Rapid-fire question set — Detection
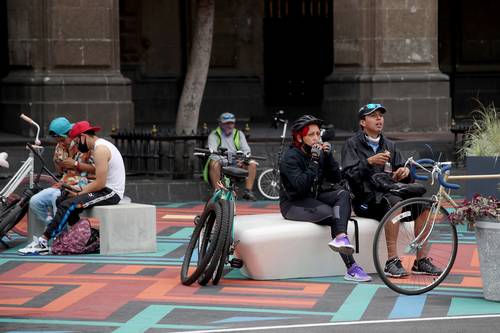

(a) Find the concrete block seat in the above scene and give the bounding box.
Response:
[233,213,382,280]
[28,200,157,255]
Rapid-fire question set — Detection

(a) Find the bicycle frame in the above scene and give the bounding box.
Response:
[0,114,43,203]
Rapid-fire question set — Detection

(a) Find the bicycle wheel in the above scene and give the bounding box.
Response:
[212,199,235,285]
[7,175,56,237]
[0,199,29,240]
[180,201,224,286]
[198,199,231,286]
[257,168,280,200]
[373,197,458,295]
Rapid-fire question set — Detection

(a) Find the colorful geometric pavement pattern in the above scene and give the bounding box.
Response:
[0,201,498,333]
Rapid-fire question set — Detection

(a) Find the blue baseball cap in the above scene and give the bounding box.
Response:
[48,117,73,137]
[219,112,236,124]
[358,103,387,119]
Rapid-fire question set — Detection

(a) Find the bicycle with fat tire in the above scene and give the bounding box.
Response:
[180,148,265,286]
[373,157,500,295]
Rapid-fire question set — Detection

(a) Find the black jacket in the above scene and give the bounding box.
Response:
[341,131,410,205]
[279,146,341,202]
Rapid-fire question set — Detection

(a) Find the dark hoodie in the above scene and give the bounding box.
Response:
[341,131,409,205]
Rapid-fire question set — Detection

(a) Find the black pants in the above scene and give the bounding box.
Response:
[43,187,120,239]
[280,189,351,238]
[353,193,403,221]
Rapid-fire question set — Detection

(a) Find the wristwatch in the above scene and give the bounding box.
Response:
[74,161,79,170]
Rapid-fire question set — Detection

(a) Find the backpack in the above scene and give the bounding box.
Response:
[51,219,100,255]
[370,172,426,199]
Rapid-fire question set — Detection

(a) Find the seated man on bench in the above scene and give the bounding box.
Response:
[19,120,126,255]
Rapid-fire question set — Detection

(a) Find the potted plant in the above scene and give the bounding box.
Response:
[449,194,500,301]
[459,101,500,199]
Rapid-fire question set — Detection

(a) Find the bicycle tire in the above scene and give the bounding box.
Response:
[257,168,280,200]
[212,200,235,285]
[7,175,56,237]
[0,200,29,240]
[198,199,231,286]
[180,201,224,286]
[373,197,458,295]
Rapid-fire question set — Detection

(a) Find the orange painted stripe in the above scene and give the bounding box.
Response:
[6,285,51,293]
[115,266,146,275]
[44,282,106,311]
[20,263,68,278]
[471,248,480,267]
[0,297,31,305]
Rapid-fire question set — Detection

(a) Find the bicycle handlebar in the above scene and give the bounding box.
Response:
[408,158,461,190]
[20,113,41,145]
[193,148,266,161]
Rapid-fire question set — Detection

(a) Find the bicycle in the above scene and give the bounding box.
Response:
[0,114,58,247]
[372,157,500,295]
[180,148,265,286]
[257,110,287,200]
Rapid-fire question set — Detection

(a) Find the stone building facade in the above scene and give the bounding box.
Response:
[1,0,499,136]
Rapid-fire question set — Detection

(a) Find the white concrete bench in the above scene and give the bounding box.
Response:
[233,213,385,280]
[28,202,157,255]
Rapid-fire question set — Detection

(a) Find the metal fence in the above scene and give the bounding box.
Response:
[110,126,210,178]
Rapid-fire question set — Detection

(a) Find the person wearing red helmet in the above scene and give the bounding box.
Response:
[18,121,125,255]
[279,115,371,282]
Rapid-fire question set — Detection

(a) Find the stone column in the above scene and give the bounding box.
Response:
[1,0,133,137]
[324,0,450,132]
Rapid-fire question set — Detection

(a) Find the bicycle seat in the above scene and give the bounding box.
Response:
[222,166,248,179]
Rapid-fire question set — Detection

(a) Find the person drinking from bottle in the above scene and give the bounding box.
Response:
[341,103,441,277]
[279,115,371,282]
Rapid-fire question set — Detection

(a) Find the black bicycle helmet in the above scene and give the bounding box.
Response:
[291,115,323,133]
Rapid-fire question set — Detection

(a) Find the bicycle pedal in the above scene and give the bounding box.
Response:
[229,258,244,269]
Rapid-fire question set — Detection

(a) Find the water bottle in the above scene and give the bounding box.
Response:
[384,161,392,173]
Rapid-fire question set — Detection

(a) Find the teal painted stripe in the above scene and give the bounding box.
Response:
[121,242,184,257]
[448,297,500,316]
[389,295,426,318]
[331,284,379,322]
[0,317,216,331]
[113,305,173,333]
[0,257,184,265]
[169,304,334,316]
[168,227,194,239]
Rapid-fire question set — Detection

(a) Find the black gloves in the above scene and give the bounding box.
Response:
[311,144,322,161]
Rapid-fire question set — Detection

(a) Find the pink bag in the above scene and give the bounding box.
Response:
[51,219,100,255]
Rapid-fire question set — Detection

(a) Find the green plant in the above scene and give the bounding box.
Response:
[449,194,499,229]
[460,101,500,158]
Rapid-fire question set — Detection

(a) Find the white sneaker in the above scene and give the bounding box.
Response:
[18,236,49,255]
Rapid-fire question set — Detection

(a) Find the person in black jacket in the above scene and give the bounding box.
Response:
[279,115,371,282]
[341,103,442,278]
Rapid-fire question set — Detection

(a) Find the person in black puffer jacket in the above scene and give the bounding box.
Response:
[341,103,441,278]
[279,115,371,282]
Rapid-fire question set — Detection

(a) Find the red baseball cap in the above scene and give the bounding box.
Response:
[69,121,101,138]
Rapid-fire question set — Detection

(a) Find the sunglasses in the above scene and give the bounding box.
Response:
[366,103,383,110]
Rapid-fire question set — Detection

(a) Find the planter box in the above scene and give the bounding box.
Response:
[475,220,500,301]
[465,156,500,200]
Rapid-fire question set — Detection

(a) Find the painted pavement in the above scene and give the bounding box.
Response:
[0,201,496,333]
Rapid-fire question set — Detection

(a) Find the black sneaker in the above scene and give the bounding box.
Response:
[412,257,442,276]
[384,257,409,278]
[242,189,257,201]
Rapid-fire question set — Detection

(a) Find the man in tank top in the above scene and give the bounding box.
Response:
[18,121,126,255]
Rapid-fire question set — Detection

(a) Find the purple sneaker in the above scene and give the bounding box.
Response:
[344,264,372,282]
[328,235,355,255]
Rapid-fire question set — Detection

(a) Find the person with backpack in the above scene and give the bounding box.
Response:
[205,112,257,201]
[18,120,125,255]
[279,115,371,282]
[341,103,441,278]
